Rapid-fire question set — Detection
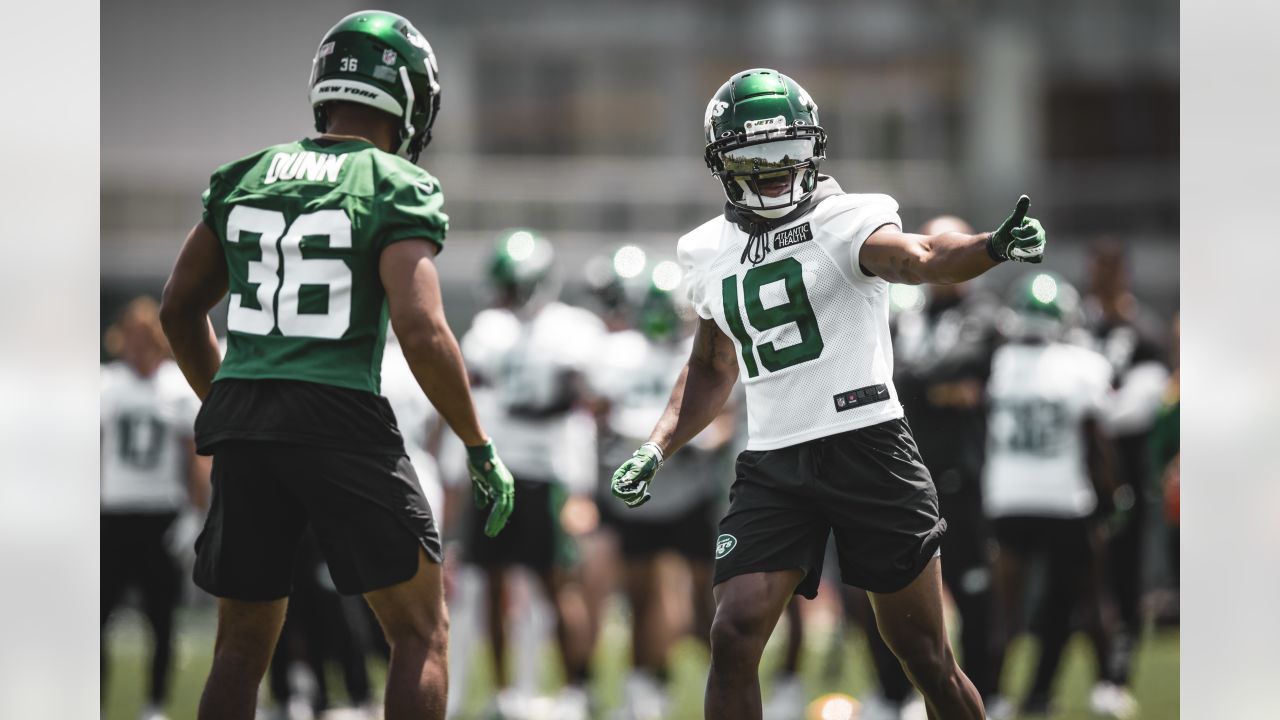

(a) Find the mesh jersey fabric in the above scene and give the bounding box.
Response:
[677,187,904,450]
[202,137,448,395]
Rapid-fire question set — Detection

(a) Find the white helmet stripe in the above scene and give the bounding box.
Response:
[397,65,416,155]
[309,79,403,119]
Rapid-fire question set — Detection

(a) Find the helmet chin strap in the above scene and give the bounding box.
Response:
[397,66,416,156]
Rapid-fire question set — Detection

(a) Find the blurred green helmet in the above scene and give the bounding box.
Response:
[1008,272,1081,339]
[704,69,827,215]
[489,229,555,307]
[637,259,686,342]
[309,10,442,162]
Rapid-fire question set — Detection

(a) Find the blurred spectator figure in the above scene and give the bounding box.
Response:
[1148,313,1179,624]
[1083,238,1170,689]
[983,273,1134,718]
[587,256,734,720]
[101,297,209,720]
[887,216,1007,715]
[459,230,606,719]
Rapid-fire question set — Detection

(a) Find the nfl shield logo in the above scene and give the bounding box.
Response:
[382,49,397,65]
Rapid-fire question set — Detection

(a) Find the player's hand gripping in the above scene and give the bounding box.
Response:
[611,442,664,508]
[986,195,1047,263]
[466,441,515,537]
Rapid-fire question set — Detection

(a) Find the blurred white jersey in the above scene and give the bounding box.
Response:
[461,302,605,486]
[983,341,1114,519]
[590,330,726,518]
[679,188,904,450]
[380,338,445,523]
[100,361,199,513]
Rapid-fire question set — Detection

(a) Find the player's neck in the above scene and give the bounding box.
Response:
[321,120,396,154]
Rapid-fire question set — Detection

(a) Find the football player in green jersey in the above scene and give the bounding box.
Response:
[611,69,1049,720]
[159,12,513,720]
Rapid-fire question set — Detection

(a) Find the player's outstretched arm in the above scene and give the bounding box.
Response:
[381,239,513,535]
[860,195,1047,285]
[612,318,739,508]
[160,222,228,400]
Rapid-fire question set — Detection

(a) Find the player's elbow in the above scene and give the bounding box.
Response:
[158,280,192,338]
[394,316,452,360]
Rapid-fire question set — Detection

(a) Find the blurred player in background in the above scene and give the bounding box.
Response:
[984,273,1130,718]
[1082,238,1170,693]
[101,297,209,720]
[158,11,515,720]
[888,215,1007,716]
[460,230,605,719]
[589,256,734,720]
[611,68,1048,720]
[1148,313,1179,623]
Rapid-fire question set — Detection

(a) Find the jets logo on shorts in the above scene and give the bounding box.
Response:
[715,534,738,559]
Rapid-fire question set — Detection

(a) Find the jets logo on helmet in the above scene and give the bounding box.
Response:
[703,68,827,217]
[309,10,443,163]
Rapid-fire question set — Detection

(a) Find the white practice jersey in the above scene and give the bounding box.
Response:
[590,330,728,518]
[983,341,1114,519]
[380,338,445,524]
[679,188,904,450]
[100,361,200,513]
[461,302,605,486]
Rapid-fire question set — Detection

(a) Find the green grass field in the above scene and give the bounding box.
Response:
[104,602,1178,720]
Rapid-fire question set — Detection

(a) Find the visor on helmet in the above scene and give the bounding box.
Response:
[720,138,816,175]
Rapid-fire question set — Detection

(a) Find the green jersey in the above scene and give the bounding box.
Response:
[202,137,447,394]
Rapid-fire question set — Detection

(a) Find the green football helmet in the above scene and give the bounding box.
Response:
[637,272,684,343]
[1009,272,1081,340]
[489,229,555,309]
[704,69,827,216]
[309,10,442,162]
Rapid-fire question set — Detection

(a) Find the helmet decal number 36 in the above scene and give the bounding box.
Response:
[721,257,824,378]
[225,205,352,339]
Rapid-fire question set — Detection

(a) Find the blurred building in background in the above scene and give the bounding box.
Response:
[102,0,1177,342]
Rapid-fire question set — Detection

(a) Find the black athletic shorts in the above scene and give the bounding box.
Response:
[608,496,719,562]
[992,515,1091,558]
[193,441,441,601]
[714,417,946,598]
[465,478,575,572]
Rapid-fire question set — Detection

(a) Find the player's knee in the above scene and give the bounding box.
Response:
[709,608,768,674]
[387,603,449,656]
[896,641,956,695]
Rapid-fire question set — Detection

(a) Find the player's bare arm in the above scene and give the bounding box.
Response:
[382,239,486,446]
[649,318,740,456]
[160,221,228,400]
[612,317,739,508]
[381,238,515,536]
[861,195,1047,285]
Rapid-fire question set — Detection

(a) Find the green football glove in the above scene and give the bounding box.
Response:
[611,442,664,508]
[466,441,515,537]
[986,195,1047,264]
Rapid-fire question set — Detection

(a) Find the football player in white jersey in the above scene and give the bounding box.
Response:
[983,273,1128,718]
[591,259,736,720]
[609,69,1048,720]
[101,297,208,720]
[459,230,606,718]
